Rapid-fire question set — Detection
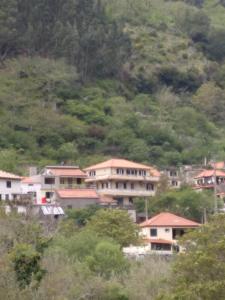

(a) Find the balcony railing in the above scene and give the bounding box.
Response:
[97,188,155,197]
[59,184,96,189]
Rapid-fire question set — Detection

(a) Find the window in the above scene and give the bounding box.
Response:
[45,192,54,199]
[90,171,96,177]
[146,183,154,191]
[116,169,124,175]
[124,183,127,189]
[44,177,55,185]
[131,183,134,190]
[126,169,131,175]
[60,178,65,184]
[165,228,170,233]
[150,228,157,237]
[77,178,82,184]
[171,180,178,186]
[6,181,11,188]
[5,194,9,201]
[170,170,177,177]
[116,182,119,189]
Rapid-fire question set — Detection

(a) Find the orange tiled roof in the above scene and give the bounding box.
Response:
[57,189,99,199]
[210,161,225,170]
[140,212,200,228]
[0,170,21,180]
[84,158,160,176]
[46,166,86,178]
[21,175,41,184]
[195,169,225,179]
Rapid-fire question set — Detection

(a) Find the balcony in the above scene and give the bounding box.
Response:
[97,188,155,197]
[85,174,159,183]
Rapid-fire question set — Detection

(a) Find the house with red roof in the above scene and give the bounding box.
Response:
[84,158,160,209]
[140,212,200,253]
[40,165,88,204]
[194,169,225,191]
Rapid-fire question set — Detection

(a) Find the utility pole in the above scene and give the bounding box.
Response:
[212,161,218,214]
[145,197,148,220]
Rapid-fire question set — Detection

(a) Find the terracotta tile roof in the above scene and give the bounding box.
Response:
[209,161,225,170]
[21,175,41,184]
[0,170,21,180]
[57,189,99,199]
[195,169,225,179]
[84,158,160,176]
[143,238,173,245]
[46,166,86,178]
[140,212,200,228]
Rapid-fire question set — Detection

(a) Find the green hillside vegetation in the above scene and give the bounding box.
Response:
[1,0,225,173]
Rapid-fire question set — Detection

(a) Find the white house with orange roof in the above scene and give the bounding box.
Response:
[0,170,22,201]
[84,158,160,208]
[139,212,200,253]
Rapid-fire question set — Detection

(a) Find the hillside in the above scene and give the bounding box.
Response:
[1,0,225,173]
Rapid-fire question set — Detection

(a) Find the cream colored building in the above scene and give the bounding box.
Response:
[140,212,200,253]
[84,158,160,207]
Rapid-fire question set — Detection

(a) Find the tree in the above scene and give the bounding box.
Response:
[87,209,139,247]
[10,243,44,288]
[86,241,129,279]
[148,187,215,222]
[66,205,100,226]
[163,215,225,300]
[193,82,225,124]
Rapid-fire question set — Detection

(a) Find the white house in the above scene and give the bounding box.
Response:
[21,175,42,204]
[0,170,22,201]
[140,212,200,254]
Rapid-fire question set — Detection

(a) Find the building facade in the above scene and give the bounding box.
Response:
[0,170,22,201]
[140,212,200,254]
[84,159,160,207]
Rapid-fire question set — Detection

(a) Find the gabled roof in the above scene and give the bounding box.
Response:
[0,170,21,180]
[140,212,200,228]
[195,169,225,179]
[57,189,99,199]
[84,158,160,176]
[45,166,86,178]
[21,175,41,184]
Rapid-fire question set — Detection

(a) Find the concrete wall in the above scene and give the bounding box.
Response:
[58,198,98,209]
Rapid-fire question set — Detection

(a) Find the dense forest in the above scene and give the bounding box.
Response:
[1,0,225,173]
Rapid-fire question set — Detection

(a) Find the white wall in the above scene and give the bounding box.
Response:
[0,179,21,201]
[141,226,173,241]
[21,183,42,204]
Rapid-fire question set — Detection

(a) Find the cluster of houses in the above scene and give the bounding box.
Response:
[1,157,225,255]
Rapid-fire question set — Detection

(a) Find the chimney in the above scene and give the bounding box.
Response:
[29,166,37,176]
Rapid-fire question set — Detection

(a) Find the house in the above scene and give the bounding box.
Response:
[56,189,99,209]
[163,167,181,188]
[40,165,87,203]
[21,175,42,204]
[84,158,160,208]
[140,212,200,254]
[194,169,225,191]
[0,170,22,201]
